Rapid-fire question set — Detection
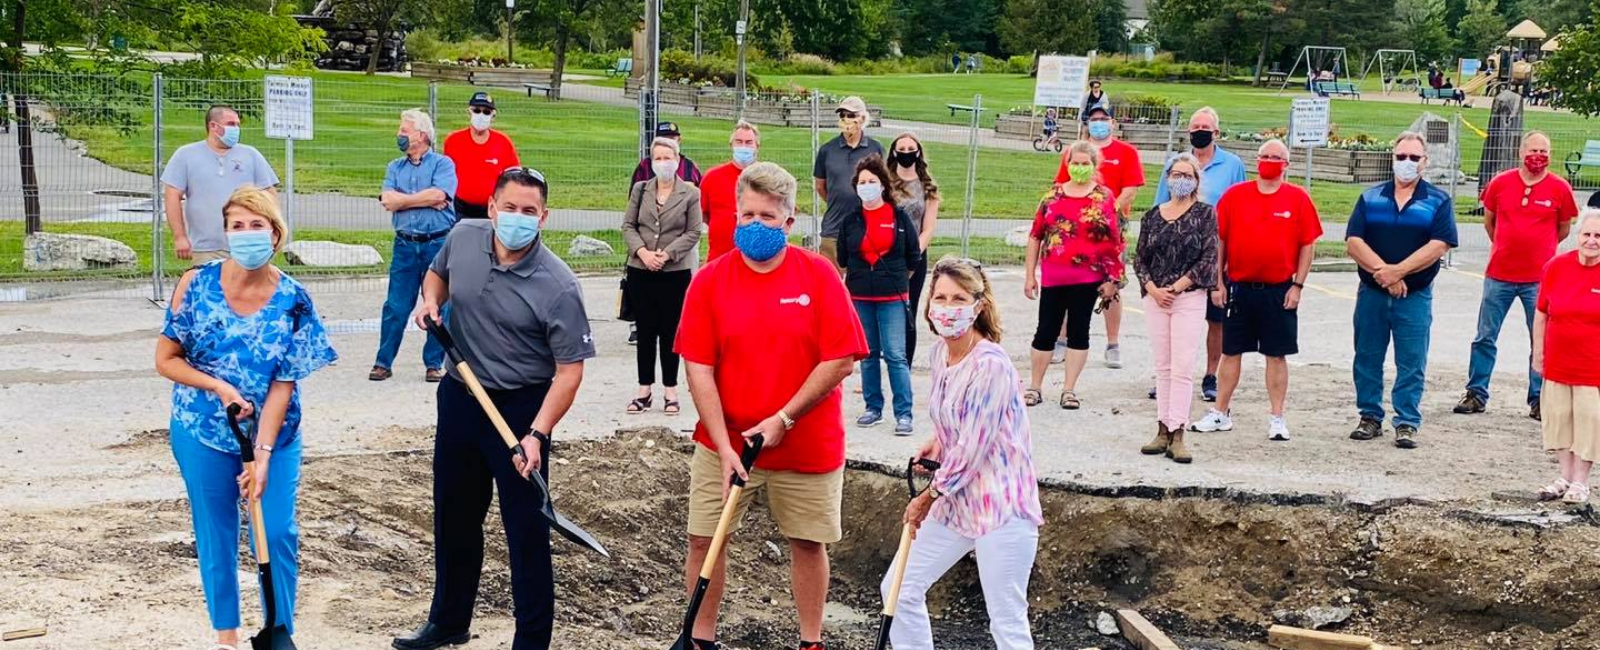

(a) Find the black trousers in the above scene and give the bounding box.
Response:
[430,376,554,650]
[626,266,691,387]
[454,197,490,220]
[905,254,929,364]
[1032,283,1100,352]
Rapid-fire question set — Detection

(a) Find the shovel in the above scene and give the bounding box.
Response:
[873,457,943,650]
[225,403,298,650]
[668,434,765,650]
[422,315,610,558]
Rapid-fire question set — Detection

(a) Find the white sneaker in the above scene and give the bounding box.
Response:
[1269,415,1291,441]
[1104,346,1123,369]
[1191,409,1233,432]
[1050,340,1067,364]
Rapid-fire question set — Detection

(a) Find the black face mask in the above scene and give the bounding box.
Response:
[893,150,920,168]
[1189,130,1215,149]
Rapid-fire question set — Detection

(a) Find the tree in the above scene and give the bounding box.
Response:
[1542,1,1600,116]
[1456,0,1506,59]
[999,0,1096,57]
[1093,0,1128,54]
[1395,0,1456,63]
[1509,0,1593,36]
[523,0,629,99]
[891,0,1000,56]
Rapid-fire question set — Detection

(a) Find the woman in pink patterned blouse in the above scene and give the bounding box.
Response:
[1023,140,1124,410]
[881,256,1045,650]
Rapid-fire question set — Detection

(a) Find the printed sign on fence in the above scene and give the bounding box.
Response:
[1289,97,1330,147]
[1033,56,1092,109]
[264,76,313,140]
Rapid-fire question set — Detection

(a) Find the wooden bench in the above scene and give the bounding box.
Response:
[1313,81,1361,98]
[606,58,633,78]
[1418,87,1464,106]
[946,103,983,117]
[524,82,556,99]
[1564,140,1600,180]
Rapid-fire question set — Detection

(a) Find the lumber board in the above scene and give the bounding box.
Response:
[1115,609,1183,650]
[1267,625,1373,650]
[2,628,47,642]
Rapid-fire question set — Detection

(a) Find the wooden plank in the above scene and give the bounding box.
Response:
[1115,609,1183,650]
[2,628,47,642]
[1267,625,1372,650]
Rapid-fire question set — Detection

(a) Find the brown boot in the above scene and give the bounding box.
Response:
[1166,430,1192,464]
[1140,422,1172,455]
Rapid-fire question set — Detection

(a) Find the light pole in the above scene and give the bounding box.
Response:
[506,0,515,63]
[735,0,748,118]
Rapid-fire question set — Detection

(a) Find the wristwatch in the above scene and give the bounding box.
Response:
[1291,280,1306,289]
[529,429,551,445]
[776,410,796,431]
[255,443,274,453]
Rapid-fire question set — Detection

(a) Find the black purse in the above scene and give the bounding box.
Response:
[617,275,635,322]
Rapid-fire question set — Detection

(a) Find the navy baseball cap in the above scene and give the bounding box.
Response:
[655,121,681,136]
[468,92,495,109]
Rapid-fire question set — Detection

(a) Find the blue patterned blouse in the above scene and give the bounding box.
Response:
[162,261,338,454]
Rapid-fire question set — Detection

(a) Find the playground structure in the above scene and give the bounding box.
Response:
[1276,45,1352,96]
[1360,49,1421,95]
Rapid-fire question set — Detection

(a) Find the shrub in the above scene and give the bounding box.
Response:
[660,50,755,87]
[779,53,837,75]
[1089,53,1222,81]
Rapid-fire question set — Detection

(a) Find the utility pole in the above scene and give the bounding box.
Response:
[735,0,748,118]
[505,0,515,63]
[694,3,701,60]
[642,0,660,155]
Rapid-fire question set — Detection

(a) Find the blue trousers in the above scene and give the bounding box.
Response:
[376,235,449,371]
[856,299,914,421]
[1465,277,1543,405]
[1353,283,1433,429]
[172,431,302,633]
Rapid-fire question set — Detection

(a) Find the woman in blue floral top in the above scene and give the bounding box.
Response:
[155,186,337,650]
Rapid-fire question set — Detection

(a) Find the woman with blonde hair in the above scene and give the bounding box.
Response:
[155,185,338,650]
[887,131,942,365]
[883,256,1044,650]
[1534,209,1600,503]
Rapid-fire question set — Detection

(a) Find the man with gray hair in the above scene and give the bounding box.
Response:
[372,108,459,383]
[674,162,867,650]
[1344,131,1459,449]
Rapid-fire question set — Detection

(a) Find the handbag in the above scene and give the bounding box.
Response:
[617,275,635,322]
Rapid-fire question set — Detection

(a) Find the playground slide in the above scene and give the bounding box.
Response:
[1459,73,1492,95]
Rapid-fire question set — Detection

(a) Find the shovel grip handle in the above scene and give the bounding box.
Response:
[226,403,256,464]
[422,315,466,366]
[730,434,764,488]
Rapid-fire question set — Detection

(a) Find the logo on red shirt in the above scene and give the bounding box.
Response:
[780,294,812,307]
[1273,211,1292,219]
[485,158,499,165]
[1534,199,1553,207]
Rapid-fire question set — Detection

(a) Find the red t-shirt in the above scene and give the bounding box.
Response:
[700,162,742,261]
[1537,251,1600,387]
[675,247,869,473]
[1054,139,1146,206]
[860,203,897,265]
[1482,170,1579,283]
[442,128,521,207]
[1216,181,1323,283]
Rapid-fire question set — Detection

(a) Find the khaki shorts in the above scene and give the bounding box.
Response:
[1543,380,1600,463]
[190,250,230,265]
[687,445,843,544]
[817,236,844,275]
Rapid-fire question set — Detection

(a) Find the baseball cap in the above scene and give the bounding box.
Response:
[468,92,495,110]
[1085,105,1113,119]
[655,121,681,136]
[836,96,868,115]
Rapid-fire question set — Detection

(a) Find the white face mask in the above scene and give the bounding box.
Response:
[1393,158,1422,184]
[470,112,493,131]
[652,159,679,179]
[928,303,979,339]
[857,182,883,203]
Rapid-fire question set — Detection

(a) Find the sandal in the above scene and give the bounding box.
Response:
[1538,478,1571,501]
[1060,389,1080,410]
[664,399,681,416]
[626,394,653,414]
[1563,482,1590,505]
[1024,388,1043,407]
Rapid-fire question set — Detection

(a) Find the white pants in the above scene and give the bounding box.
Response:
[880,517,1039,650]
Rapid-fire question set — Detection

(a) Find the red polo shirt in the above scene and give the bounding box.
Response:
[1538,251,1600,386]
[442,128,520,207]
[1482,169,1579,283]
[1216,181,1323,283]
[700,162,742,261]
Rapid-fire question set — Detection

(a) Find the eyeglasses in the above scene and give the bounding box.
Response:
[1168,173,1197,181]
[470,107,494,115]
[837,111,860,120]
[1394,153,1424,162]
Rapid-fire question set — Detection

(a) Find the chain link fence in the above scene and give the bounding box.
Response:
[1,71,1593,301]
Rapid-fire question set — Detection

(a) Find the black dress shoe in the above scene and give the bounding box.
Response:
[393,622,471,650]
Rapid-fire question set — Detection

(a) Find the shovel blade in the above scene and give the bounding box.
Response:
[667,632,695,650]
[549,508,610,558]
[248,626,297,650]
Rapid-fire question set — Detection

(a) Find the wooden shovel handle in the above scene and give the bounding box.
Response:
[249,492,270,565]
[881,524,915,617]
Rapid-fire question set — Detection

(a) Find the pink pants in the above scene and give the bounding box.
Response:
[1145,291,1209,431]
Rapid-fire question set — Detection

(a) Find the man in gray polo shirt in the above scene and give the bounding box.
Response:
[161,104,280,263]
[812,95,883,274]
[396,167,594,650]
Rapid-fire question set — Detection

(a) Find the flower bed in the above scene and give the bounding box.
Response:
[623,80,883,127]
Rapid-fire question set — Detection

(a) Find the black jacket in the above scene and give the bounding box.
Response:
[835,203,921,299]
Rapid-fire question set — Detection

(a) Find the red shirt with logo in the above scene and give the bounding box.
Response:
[1054,138,1146,205]
[1482,170,1579,283]
[675,247,869,473]
[700,162,742,261]
[443,128,521,207]
[1537,251,1600,387]
[1216,181,1323,283]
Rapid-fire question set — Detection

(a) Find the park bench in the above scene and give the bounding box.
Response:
[524,82,556,99]
[606,58,633,78]
[1313,81,1361,98]
[1418,87,1464,106]
[1564,140,1600,182]
[947,103,983,118]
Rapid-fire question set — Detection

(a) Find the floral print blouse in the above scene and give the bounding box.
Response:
[1133,202,1219,297]
[1029,184,1125,287]
[162,261,338,454]
[928,337,1045,538]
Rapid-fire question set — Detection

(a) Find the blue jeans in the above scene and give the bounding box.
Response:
[1353,283,1433,429]
[376,235,448,371]
[856,299,914,421]
[1465,277,1543,405]
[172,431,303,633]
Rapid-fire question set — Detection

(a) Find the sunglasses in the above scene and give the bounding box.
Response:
[934,257,985,274]
[1393,153,1424,162]
[470,107,494,115]
[837,111,860,120]
[501,166,547,183]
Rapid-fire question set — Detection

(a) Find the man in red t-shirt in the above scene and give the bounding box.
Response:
[1456,131,1579,420]
[673,162,868,650]
[1053,105,1146,369]
[441,92,521,220]
[699,120,761,261]
[1191,138,1322,442]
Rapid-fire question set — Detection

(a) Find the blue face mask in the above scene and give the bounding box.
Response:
[227,230,275,270]
[396,135,411,153]
[732,146,757,166]
[734,220,788,262]
[1088,121,1113,140]
[219,125,240,149]
[495,212,541,250]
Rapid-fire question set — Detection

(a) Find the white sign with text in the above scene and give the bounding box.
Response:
[1033,55,1092,109]
[264,76,313,141]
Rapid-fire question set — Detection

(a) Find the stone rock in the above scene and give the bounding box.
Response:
[1093,611,1119,636]
[283,240,383,267]
[1005,226,1031,248]
[567,235,615,257]
[1275,605,1353,630]
[23,232,137,272]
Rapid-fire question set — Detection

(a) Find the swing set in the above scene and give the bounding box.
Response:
[1277,45,1360,98]
[1360,49,1421,95]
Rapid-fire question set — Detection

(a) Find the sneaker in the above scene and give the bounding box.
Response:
[1349,417,1383,441]
[1268,415,1291,441]
[628,325,638,346]
[1453,391,1486,414]
[1191,409,1233,432]
[1201,374,1218,402]
[1050,339,1067,364]
[856,411,883,428]
[1104,345,1123,369]
[1529,402,1542,422]
[1147,386,1157,400]
[1394,424,1418,449]
[894,417,914,435]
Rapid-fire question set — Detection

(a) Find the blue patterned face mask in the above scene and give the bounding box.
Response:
[495,212,541,250]
[734,220,787,262]
[227,230,275,270]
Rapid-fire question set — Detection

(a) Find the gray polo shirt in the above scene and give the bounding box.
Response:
[429,220,597,390]
[813,133,884,238]
[161,141,280,252]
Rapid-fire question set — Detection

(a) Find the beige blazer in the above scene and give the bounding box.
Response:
[622,177,703,272]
